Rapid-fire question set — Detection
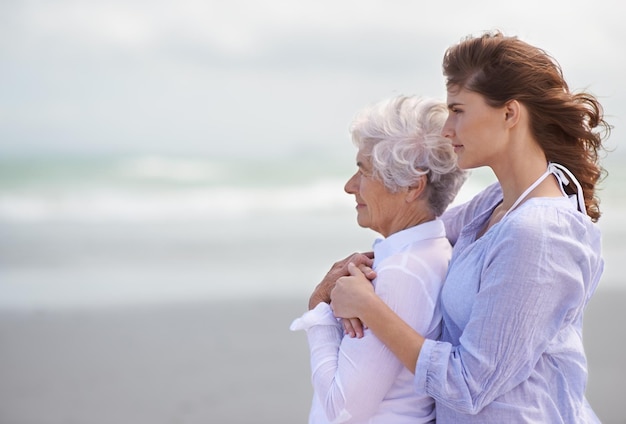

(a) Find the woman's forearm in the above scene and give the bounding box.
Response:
[331,263,426,372]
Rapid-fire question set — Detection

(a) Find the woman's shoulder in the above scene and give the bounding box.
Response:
[500,196,601,244]
[478,181,504,202]
[469,182,503,215]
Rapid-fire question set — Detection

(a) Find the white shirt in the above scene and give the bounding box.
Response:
[291,219,451,423]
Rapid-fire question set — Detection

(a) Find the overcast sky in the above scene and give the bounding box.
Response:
[1,0,624,159]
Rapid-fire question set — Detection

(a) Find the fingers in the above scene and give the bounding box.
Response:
[347,262,365,277]
[342,318,356,338]
[342,318,365,338]
[351,252,374,267]
[328,252,375,281]
[357,264,376,280]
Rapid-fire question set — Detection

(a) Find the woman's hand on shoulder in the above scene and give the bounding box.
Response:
[331,263,378,325]
[308,252,375,310]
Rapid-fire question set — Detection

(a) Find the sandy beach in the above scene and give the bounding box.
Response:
[0,288,623,424]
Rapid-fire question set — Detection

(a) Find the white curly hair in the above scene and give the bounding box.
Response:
[350,95,468,216]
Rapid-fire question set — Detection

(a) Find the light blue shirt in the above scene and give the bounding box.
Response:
[414,182,603,423]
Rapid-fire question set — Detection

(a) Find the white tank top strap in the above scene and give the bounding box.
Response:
[548,162,587,214]
[501,162,587,220]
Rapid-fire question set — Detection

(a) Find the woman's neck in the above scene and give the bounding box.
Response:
[383,208,435,238]
[491,142,562,211]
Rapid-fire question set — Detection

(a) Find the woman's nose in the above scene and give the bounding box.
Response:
[344,173,358,194]
[441,117,454,139]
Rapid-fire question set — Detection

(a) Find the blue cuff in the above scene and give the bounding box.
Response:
[414,338,437,396]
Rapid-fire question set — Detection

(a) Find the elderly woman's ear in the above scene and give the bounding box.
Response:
[406,174,428,202]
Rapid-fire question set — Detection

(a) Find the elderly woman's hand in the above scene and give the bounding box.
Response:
[308,252,375,310]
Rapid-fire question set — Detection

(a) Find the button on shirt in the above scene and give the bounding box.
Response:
[291,219,451,423]
[415,183,603,423]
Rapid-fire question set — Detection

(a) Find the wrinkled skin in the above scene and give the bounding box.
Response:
[308,252,376,338]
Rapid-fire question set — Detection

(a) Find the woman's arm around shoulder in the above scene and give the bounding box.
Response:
[331,264,426,373]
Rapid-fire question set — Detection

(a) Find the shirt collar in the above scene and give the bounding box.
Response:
[372,219,446,267]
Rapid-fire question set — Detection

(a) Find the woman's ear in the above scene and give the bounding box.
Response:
[504,100,521,127]
[406,174,427,202]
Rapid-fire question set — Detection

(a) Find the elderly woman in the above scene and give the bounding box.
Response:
[290,95,467,423]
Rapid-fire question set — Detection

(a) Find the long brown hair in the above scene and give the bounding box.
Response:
[442,31,611,222]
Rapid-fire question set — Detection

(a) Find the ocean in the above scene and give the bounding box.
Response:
[0,152,624,310]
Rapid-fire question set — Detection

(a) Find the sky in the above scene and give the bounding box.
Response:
[1,0,624,159]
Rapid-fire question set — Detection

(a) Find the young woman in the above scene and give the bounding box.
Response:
[291,95,466,423]
[330,31,611,423]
